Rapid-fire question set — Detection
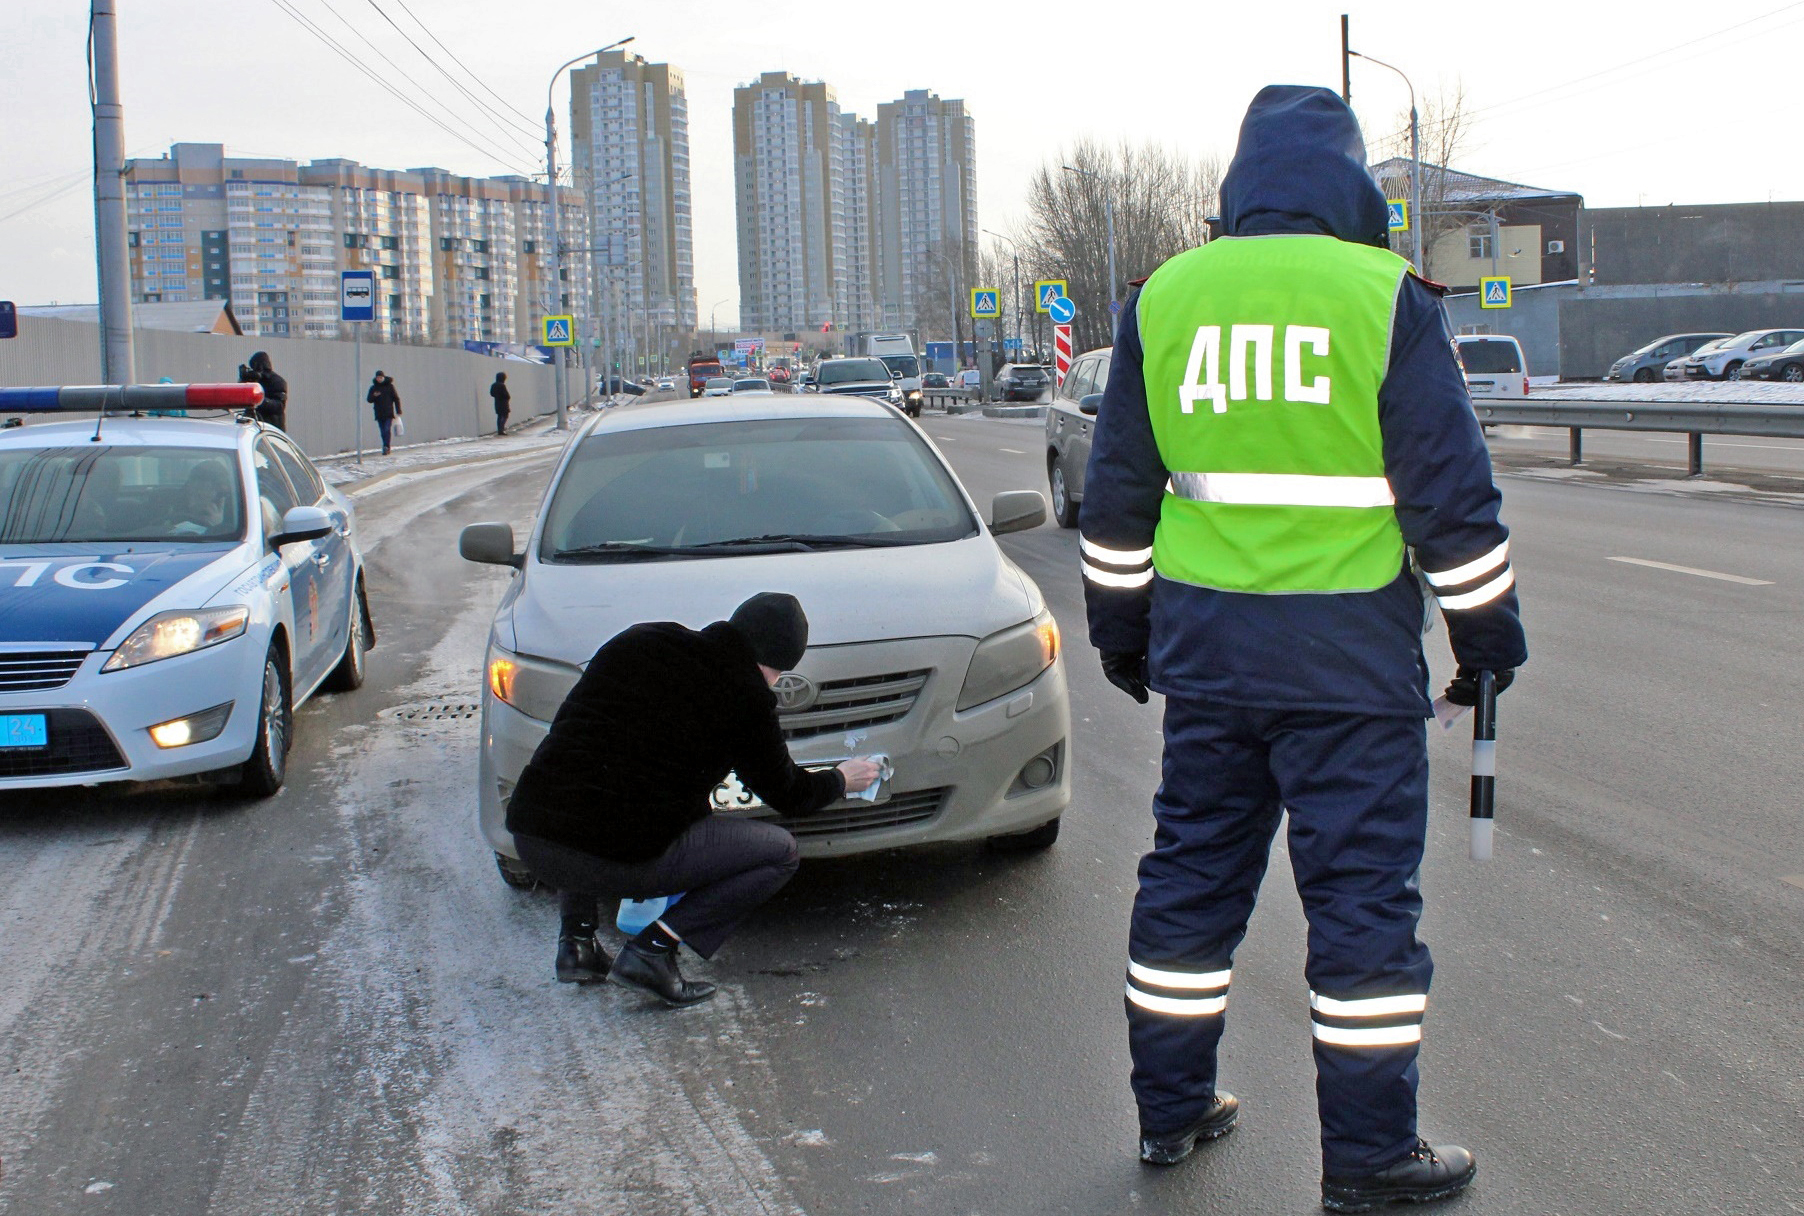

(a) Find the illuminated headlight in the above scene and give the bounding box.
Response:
[485,643,582,722]
[905,389,923,401]
[958,607,1060,711]
[147,702,234,749]
[103,606,249,672]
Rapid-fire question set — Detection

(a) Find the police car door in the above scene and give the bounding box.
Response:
[252,439,332,692]
[269,437,351,663]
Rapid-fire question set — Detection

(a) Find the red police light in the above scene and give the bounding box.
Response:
[184,383,264,408]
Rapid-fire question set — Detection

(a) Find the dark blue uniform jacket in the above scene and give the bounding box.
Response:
[1080,85,1527,717]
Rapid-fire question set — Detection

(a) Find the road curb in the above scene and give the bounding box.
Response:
[982,404,1046,419]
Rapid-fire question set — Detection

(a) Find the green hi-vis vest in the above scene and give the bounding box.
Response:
[1137,235,1411,594]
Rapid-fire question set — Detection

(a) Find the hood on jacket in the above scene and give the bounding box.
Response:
[1218,85,1390,247]
[248,351,272,373]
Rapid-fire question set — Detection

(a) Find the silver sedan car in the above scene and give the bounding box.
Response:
[461,395,1071,886]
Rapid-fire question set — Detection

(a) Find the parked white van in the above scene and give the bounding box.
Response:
[1453,335,1528,400]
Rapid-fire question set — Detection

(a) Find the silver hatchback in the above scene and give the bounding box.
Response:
[460,396,1071,883]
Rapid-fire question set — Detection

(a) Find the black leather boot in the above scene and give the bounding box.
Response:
[555,928,609,983]
[1322,1140,1476,1212]
[608,941,717,1007]
[1139,1091,1240,1166]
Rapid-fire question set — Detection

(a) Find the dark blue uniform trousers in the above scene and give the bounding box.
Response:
[1127,695,1433,1175]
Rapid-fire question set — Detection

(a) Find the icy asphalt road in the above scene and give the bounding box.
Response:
[0,412,1799,1214]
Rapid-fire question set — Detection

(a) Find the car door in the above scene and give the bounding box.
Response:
[270,437,352,665]
[252,438,331,691]
[1068,353,1109,495]
[1048,356,1093,465]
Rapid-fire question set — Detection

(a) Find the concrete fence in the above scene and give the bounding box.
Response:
[0,314,563,458]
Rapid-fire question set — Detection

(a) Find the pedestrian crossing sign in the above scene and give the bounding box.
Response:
[542,314,575,346]
[970,289,1000,319]
[1035,280,1068,312]
[1479,277,1512,309]
[1386,200,1409,232]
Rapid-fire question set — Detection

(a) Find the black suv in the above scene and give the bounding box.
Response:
[995,363,1051,402]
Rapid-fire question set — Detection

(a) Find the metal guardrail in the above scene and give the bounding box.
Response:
[1474,397,1804,476]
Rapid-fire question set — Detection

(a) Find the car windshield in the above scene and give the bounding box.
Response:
[1723,331,1766,347]
[733,379,770,391]
[817,359,889,385]
[878,354,919,378]
[0,444,244,544]
[1016,367,1047,379]
[705,378,733,389]
[540,416,978,562]
[1456,340,1522,375]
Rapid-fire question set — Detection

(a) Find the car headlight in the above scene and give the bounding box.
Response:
[486,642,582,722]
[102,606,250,672]
[906,389,922,400]
[958,607,1060,711]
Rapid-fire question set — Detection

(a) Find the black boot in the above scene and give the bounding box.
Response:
[555,924,608,984]
[608,941,717,1007]
[1139,1091,1240,1166]
[1322,1140,1476,1212]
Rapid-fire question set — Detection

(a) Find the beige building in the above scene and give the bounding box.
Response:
[876,90,978,335]
[839,115,884,334]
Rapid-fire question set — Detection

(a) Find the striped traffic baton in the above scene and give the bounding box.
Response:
[1470,670,1497,861]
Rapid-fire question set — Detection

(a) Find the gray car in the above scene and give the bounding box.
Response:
[1044,346,1112,528]
[1607,333,1729,383]
[460,395,1071,884]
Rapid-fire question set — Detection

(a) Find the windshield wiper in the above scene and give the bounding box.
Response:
[551,541,724,561]
[687,532,915,550]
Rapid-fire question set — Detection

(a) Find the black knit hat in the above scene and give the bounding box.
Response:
[729,592,809,671]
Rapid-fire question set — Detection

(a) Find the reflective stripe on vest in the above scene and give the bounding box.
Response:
[1137,235,1411,594]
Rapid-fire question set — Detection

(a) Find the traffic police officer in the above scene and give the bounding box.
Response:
[1080,85,1526,1211]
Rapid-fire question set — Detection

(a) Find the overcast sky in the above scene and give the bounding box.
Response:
[8,1,1801,327]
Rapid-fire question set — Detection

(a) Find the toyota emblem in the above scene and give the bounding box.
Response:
[772,673,817,711]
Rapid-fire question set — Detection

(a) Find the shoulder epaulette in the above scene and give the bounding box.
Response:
[1407,271,1450,297]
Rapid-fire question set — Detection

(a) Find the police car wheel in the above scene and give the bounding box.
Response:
[1050,462,1079,529]
[235,646,292,797]
[495,852,541,890]
[985,816,1060,853]
[323,579,370,693]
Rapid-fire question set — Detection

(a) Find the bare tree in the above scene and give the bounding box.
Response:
[1018,138,1224,353]
[1367,81,1476,282]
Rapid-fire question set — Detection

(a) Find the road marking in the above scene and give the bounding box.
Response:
[1782,875,1804,891]
[1606,556,1773,585]
[999,447,1025,455]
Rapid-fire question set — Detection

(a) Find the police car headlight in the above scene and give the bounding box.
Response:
[958,607,1060,711]
[103,606,250,672]
[485,643,581,722]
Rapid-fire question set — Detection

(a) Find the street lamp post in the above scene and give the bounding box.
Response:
[546,36,633,429]
[1348,48,1420,273]
[1062,164,1118,336]
[983,228,1023,364]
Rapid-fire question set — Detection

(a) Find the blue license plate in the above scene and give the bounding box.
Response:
[0,713,48,749]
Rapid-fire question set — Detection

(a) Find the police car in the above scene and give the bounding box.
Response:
[0,383,372,796]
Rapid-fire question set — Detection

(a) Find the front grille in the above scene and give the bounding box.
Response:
[0,708,127,779]
[780,670,930,741]
[775,786,949,838]
[0,649,90,693]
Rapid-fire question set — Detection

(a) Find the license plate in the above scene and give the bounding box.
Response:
[711,772,769,814]
[0,713,48,749]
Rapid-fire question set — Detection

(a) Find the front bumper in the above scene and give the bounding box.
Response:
[480,634,1072,861]
[0,637,265,789]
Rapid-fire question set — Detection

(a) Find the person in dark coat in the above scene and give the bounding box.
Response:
[507,593,882,1007]
[366,371,402,455]
[237,351,287,430]
[490,371,511,435]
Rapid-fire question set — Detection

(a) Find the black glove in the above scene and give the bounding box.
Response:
[1443,667,1514,707]
[1100,651,1151,704]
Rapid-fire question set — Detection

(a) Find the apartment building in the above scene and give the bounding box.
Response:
[838,114,884,334]
[123,144,583,347]
[571,51,698,346]
[876,89,978,334]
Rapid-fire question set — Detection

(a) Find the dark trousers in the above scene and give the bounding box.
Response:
[1127,695,1432,1175]
[375,417,393,452]
[513,815,800,959]
[495,408,509,434]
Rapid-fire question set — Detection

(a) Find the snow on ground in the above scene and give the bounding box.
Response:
[312,411,577,490]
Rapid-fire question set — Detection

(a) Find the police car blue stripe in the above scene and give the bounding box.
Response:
[0,550,236,645]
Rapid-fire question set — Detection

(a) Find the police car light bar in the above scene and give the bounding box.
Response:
[0,383,265,413]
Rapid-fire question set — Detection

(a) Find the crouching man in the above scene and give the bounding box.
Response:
[507,592,881,1007]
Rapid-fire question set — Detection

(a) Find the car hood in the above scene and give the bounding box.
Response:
[507,535,1032,667]
[0,544,251,647]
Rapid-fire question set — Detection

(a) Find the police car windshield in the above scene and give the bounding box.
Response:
[0,446,245,544]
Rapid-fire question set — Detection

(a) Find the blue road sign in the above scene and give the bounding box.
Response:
[1480,277,1512,309]
[1387,200,1409,232]
[0,301,15,340]
[1047,294,1076,325]
[542,314,575,345]
[1035,280,1068,311]
[1108,299,1123,317]
[339,271,375,322]
[970,289,1000,319]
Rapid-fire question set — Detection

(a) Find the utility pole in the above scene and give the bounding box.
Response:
[90,0,135,386]
[1341,15,1352,105]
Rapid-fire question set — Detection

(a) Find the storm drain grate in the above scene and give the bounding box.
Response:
[380,701,482,723]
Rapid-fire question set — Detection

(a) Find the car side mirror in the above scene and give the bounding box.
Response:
[1079,393,1103,416]
[990,490,1047,535]
[460,521,522,568]
[891,368,903,379]
[270,504,332,548]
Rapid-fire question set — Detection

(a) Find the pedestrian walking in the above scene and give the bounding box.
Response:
[366,370,402,455]
[237,351,287,430]
[506,593,882,1008]
[1078,85,1526,1211]
[490,371,510,435]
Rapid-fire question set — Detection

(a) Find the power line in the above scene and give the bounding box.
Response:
[264,0,539,175]
[356,0,545,144]
[385,0,544,130]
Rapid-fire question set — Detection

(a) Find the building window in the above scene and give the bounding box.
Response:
[1468,229,1494,260]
